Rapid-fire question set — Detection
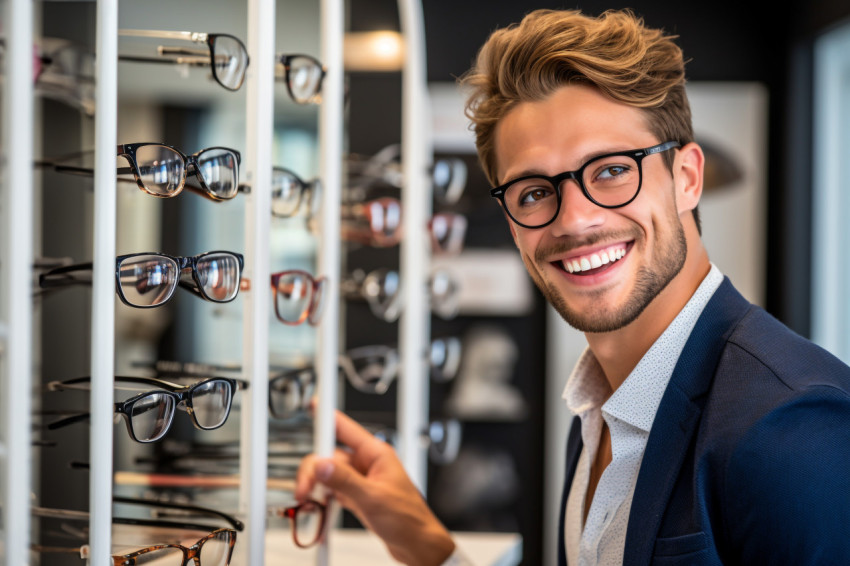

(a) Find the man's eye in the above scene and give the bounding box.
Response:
[596,165,629,179]
[519,186,553,204]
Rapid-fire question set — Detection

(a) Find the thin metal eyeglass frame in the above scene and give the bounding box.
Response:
[490,140,680,229]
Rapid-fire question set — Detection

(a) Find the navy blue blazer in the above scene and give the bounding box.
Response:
[557,278,850,565]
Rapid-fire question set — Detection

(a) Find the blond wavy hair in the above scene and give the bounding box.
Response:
[461,9,694,186]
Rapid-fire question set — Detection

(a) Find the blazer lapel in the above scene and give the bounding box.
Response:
[559,416,583,566]
[623,278,750,566]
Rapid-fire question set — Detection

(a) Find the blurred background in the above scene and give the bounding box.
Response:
[25,1,850,565]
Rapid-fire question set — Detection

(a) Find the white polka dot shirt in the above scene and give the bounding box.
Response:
[562,264,723,566]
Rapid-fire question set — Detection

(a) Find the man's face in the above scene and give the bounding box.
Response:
[494,84,688,333]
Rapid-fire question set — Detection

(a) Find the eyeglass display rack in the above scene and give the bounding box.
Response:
[0,1,444,566]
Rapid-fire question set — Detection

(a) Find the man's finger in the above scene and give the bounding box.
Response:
[313,457,372,504]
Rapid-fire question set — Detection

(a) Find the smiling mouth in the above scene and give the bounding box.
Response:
[554,242,633,276]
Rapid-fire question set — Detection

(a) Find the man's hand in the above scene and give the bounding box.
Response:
[295,410,456,566]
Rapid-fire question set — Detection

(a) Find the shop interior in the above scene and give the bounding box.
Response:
[2,0,850,565]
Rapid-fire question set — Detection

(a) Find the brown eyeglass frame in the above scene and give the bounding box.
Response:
[274,499,328,548]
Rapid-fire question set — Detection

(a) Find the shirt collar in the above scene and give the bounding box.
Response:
[562,264,724,431]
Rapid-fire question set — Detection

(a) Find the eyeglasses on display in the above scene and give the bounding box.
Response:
[36,143,243,202]
[277,53,326,104]
[490,140,681,229]
[340,198,467,254]
[346,143,468,204]
[119,29,249,91]
[268,367,316,420]
[368,418,462,465]
[270,167,322,218]
[341,267,460,322]
[45,375,241,443]
[270,269,326,326]
[38,251,244,308]
[271,499,329,548]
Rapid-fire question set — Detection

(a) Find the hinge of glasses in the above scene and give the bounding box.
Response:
[190,32,209,43]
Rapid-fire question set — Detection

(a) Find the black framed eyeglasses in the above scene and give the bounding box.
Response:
[38,251,244,308]
[277,54,326,104]
[490,141,681,229]
[119,29,250,91]
[35,143,243,202]
[45,375,241,443]
[271,167,322,218]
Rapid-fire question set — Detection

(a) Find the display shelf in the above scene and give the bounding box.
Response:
[266,529,522,566]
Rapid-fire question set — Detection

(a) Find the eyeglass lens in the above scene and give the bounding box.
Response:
[128,392,176,442]
[196,253,241,303]
[118,255,180,307]
[503,153,641,227]
[131,144,185,196]
[287,55,323,103]
[346,347,396,394]
[269,369,314,419]
[289,501,324,548]
[189,379,233,429]
[273,272,312,324]
[198,529,235,565]
[196,148,239,199]
[210,35,248,91]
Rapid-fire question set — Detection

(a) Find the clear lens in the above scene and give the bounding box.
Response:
[131,546,184,565]
[271,169,303,217]
[362,268,401,322]
[366,198,402,243]
[432,157,467,204]
[345,346,397,394]
[128,392,175,442]
[210,35,248,91]
[292,502,323,548]
[503,177,559,228]
[190,379,232,429]
[430,337,461,382]
[582,154,640,206]
[273,272,312,324]
[198,530,235,566]
[430,269,459,320]
[196,253,241,303]
[269,370,310,419]
[287,55,324,104]
[428,419,462,465]
[429,213,467,255]
[117,255,179,307]
[196,148,239,199]
[308,277,326,325]
[134,145,186,196]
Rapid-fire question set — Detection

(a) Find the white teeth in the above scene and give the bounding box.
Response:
[562,246,627,274]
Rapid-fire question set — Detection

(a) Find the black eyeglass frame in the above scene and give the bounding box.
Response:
[46,375,240,443]
[278,53,326,104]
[119,29,250,92]
[489,140,681,229]
[118,142,242,201]
[38,251,245,308]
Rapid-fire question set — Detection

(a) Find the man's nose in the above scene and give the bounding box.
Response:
[548,179,606,237]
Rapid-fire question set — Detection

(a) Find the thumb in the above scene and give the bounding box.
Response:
[315,458,371,502]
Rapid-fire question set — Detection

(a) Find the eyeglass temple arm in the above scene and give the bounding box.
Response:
[118,54,210,68]
[118,29,204,42]
[38,262,94,289]
[45,411,95,431]
[113,495,244,531]
[47,375,189,392]
[34,159,139,183]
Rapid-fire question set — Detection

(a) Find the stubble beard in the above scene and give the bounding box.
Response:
[527,214,688,333]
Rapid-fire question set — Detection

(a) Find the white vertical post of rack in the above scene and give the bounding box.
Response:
[1,0,35,563]
[241,0,275,563]
[88,0,119,563]
[397,0,431,491]
[317,0,343,563]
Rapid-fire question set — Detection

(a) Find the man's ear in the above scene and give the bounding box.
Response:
[674,142,705,215]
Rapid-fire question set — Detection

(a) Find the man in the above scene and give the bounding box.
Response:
[296,8,850,566]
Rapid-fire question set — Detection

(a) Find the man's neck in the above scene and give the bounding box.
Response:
[585,250,711,393]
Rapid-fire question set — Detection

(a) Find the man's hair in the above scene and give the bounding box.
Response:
[461,9,700,230]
